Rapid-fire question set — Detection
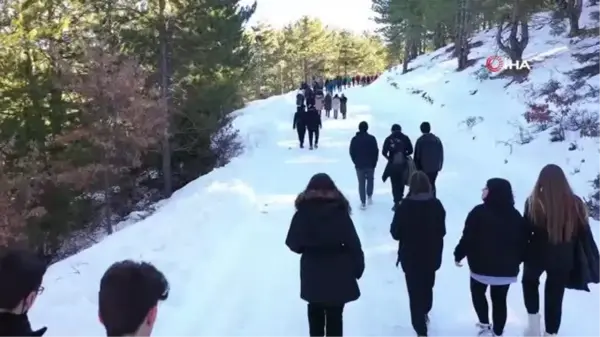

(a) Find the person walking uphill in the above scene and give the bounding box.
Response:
[414,122,444,196]
[521,164,598,337]
[340,94,348,119]
[390,171,446,337]
[349,121,378,210]
[305,105,322,150]
[382,124,413,209]
[286,173,365,337]
[293,105,307,148]
[324,93,332,118]
[332,94,341,119]
[454,178,528,337]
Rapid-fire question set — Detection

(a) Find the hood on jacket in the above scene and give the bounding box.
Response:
[295,189,350,213]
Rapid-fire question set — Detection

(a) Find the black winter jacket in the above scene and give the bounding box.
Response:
[454,203,528,277]
[324,95,332,110]
[349,131,378,169]
[382,131,413,181]
[0,313,47,336]
[286,190,365,304]
[414,133,444,173]
[293,107,306,130]
[523,199,581,275]
[340,96,348,113]
[390,193,446,273]
[305,107,321,131]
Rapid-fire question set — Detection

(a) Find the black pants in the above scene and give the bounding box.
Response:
[470,277,510,336]
[425,171,438,196]
[389,174,405,203]
[297,127,306,146]
[522,264,567,334]
[405,271,435,336]
[307,303,344,336]
[308,129,319,147]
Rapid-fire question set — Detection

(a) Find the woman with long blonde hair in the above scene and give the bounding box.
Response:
[522,164,589,336]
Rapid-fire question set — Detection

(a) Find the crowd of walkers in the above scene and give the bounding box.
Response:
[286,119,599,337]
[322,74,379,93]
[0,252,169,336]
[294,80,352,149]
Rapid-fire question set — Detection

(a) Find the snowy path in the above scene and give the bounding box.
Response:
[31,84,598,335]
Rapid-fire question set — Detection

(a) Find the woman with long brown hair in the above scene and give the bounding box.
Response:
[286,173,364,336]
[522,164,590,336]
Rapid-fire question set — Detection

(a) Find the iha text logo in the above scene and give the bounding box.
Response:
[485,56,531,72]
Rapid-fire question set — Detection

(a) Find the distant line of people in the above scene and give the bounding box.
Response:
[286,162,598,337]
[323,75,379,93]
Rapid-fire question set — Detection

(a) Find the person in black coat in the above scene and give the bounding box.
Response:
[390,171,445,337]
[293,105,307,148]
[382,124,413,208]
[286,173,365,337]
[0,249,48,336]
[454,178,528,337]
[324,93,332,118]
[414,122,444,196]
[349,121,378,209]
[340,94,348,119]
[305,105,322,150]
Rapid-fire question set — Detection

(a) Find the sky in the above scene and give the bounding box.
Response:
[240,0,379,33]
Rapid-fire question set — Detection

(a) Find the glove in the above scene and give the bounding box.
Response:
[455,260,463,267]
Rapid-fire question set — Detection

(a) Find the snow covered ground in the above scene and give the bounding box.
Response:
[30,8,599,337]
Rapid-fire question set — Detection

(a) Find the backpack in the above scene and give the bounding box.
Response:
[389,137,406,166]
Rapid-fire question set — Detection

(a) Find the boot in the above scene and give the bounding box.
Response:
[524,314,541,336]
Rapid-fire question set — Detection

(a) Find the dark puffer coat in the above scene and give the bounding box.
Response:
[286,190,365,304]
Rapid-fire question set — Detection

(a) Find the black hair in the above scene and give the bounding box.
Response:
[420,122,431,133]
[99,260,169,336]
[391,124,401,132]
[358,121,368,132]
[485,178,515,208]
[0,249,47,310]
[300,173,351,214]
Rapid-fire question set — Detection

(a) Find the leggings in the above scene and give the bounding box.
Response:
[470,277,510,336]
[308,129,319,146]
[522,264,567,334]
[307,303,344,336]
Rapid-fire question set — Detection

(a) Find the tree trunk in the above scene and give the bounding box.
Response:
[567,0,583,36]
[402,38,409,73]
[433,23,445,49]
[159,0,172,197]
[456,0,471,70]
[495,0,529,64]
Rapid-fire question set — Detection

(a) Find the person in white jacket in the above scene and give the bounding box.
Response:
[332,94,341,119]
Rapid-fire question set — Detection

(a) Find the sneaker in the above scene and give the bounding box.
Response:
[360,203,366,210]
[309,145,313,150]
[367,196,373,205]
[476,323,492,336]
[314,144,318,149]
[300,144,304,148]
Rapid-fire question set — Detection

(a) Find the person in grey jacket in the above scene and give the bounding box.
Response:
[414,122,444,196]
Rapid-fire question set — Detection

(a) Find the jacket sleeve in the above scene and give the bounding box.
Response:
[414,137,422,170]
[293,113,298,129]
[438,137,444,170]
[389,205,405,241]
[404,135,414,156]
[349,137,357,165]
[454,207,477,262]
[343,213,365,279]
[318,114,322,128]
[285,212,304,254]
[382,137,390,160]
[371,136,379,167]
